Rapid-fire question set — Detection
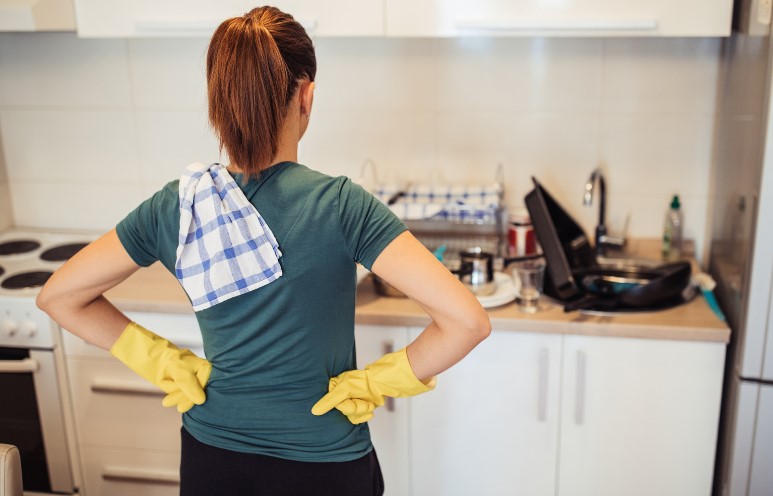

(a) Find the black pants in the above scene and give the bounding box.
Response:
[180,427,385,496]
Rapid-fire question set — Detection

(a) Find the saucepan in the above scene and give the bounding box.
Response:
[456,247,496,296]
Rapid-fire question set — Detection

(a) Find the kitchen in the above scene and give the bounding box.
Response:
[0,1,770,495]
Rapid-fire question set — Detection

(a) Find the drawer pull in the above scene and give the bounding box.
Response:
[102,466,179,485]
[537,348,549,422]
[382,341,395,412]
[91,380,165,397]
[135,18,317,34]
[0,358,38,373]
[455,19,658,32]
[575,351,587,425]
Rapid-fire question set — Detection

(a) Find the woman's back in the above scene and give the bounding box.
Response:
[116,161,406,461]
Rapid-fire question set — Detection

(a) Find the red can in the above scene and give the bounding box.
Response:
[508,211,537,257]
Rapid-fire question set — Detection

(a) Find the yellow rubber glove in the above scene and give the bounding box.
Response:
[311,348,436,424]
[110,322,211,413]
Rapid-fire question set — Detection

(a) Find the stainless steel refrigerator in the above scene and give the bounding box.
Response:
[710,4,773,494]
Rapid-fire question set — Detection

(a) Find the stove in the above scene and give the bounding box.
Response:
[0,227,96,495]
[0,228,96,300]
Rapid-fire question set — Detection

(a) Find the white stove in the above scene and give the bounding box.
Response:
[0,228,97,348]
[0,227,96,495]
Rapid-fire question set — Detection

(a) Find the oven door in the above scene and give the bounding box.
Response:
[0,347,76,494]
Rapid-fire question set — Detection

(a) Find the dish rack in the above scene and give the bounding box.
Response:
[358,160,508,270]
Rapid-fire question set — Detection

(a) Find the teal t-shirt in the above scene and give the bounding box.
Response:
[115,161,407,462]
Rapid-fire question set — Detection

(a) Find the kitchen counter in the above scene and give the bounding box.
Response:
[105,241,730,343]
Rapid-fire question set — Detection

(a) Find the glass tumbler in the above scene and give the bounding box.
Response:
[512,259,546,314]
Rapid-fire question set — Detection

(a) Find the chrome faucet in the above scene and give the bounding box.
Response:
[584,168,625,255]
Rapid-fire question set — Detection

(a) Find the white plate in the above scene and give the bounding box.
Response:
[476,272,517,308]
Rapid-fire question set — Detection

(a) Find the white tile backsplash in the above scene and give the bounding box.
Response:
[128,38,210,109]
[0,33,131,108]
[0,33,723,262]
[600,113,714,196]
[313,38,437,113]
[301,109,436,182]
[602,38,721,115]
[434,37,604,113]
[135,109,221,190]
[1,109,140,183]
[10,180,145,231]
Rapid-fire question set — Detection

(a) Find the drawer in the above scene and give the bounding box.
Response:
[79,445,180,496]
[67,357,183,451]
[62,311,204,358]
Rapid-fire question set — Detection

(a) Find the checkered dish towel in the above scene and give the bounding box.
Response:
[175,163,283,311]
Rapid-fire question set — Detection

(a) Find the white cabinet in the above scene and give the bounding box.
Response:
[0,0,75,32]
[558,335,726,496]
[386,0,733,37]
[354,325,411,496]
[407,329,725,496]
[74,0,383,38]
[62,311,202,496]
[410,329,563,496]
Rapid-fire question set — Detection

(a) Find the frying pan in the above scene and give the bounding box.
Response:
[563,261,692,312]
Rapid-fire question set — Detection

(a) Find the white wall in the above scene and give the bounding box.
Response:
[0,33,720,260]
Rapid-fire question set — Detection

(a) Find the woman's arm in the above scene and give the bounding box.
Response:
[370,231,491,381]
[36,228,141,350]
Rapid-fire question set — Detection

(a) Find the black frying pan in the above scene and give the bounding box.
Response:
[563,261,692,312]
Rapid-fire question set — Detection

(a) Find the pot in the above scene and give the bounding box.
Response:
[458,248,496,296]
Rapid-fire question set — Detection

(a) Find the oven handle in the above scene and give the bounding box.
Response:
[0,358,39,373]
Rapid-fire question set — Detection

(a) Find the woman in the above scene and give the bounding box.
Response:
[37,6,490,496]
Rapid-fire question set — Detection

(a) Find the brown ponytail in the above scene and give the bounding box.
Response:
[206,6,316,178]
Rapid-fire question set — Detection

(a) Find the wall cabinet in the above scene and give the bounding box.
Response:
[386,0,733,37]
[62,311,202,496]
[73,0,384,38]
[73,0,732,38]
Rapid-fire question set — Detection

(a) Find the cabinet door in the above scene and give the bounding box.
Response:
[411,329,562,496]
[559,335,725,496]
[79,445,180,496]
[386,0,732,37]
[354,325,411,496]
[74,0,383,37]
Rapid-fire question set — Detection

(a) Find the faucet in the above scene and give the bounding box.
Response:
[584,168,625,255]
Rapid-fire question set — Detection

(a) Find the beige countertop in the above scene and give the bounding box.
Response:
[106,241,730,344]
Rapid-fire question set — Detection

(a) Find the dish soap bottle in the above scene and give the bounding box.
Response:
[662,195,683,260]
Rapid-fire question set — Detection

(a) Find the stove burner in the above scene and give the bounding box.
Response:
[40,243,89,262]
[0,239,41,256]
[1,271,53,290]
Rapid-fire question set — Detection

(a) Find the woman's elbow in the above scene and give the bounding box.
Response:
[35,286,54,315]
[466,305,492,344]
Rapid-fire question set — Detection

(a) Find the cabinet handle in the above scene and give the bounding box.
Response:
[537,348,549,422]
[102,466,179,485]
[575,351,587,425]
[91,380,165,397]
[0,358,38,373]
[134,19,317,35]
[382,341,395,412]
[455,19,658,32]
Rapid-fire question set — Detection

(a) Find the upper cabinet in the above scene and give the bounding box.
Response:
[385,0,734,37]
[73,0,734,38]
[73,0,384,38]
[0,0,76,32]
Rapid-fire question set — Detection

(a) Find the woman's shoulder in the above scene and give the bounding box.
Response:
[279,162,354,195]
